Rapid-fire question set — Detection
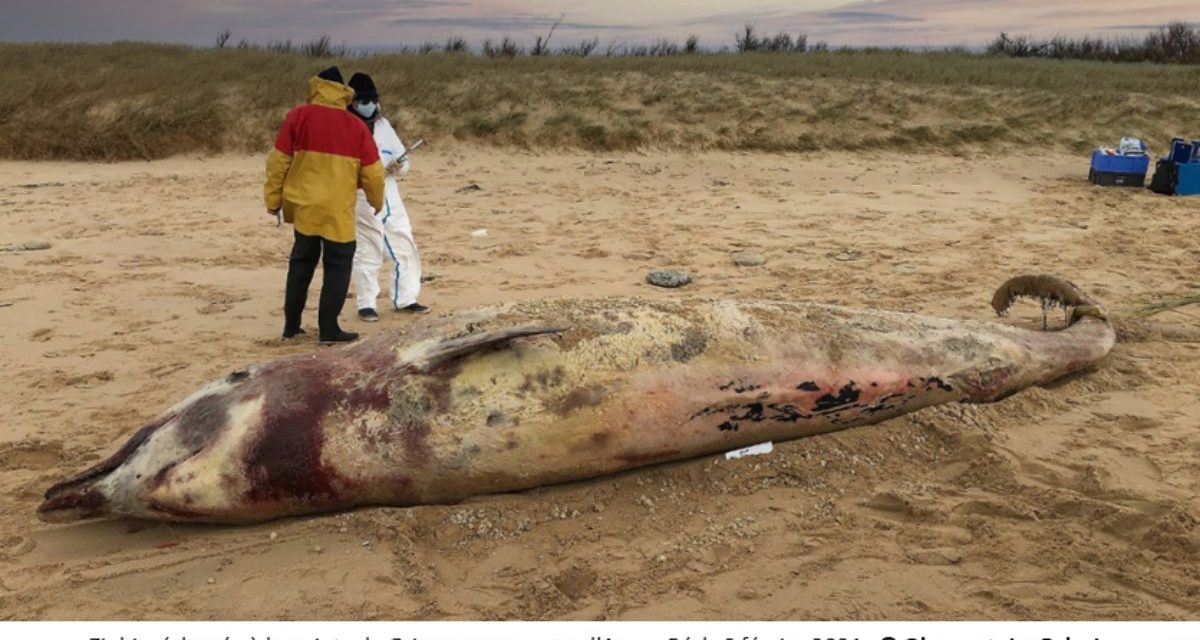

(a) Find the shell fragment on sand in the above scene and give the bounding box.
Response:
[733,252,767,267]
[0,240,51,252]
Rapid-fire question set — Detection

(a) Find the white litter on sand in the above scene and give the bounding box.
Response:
[725,441,774,460]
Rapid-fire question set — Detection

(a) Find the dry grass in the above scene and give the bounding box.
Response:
[2,42,1199,160]
[1129,292,1200,317]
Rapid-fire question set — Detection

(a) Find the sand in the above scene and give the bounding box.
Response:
[0,148,1197,620]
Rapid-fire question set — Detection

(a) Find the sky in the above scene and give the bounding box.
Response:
[1,0,1198,50]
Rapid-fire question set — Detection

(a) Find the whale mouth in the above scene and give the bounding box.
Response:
[37,481,110,523]
[38,417,172,524]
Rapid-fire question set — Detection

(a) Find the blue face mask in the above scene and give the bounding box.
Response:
[353,101,378,118]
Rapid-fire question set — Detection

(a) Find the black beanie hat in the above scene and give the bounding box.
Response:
[316,66,344,83]
[348,72,379,101]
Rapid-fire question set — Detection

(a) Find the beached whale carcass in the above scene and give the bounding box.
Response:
[38,274,1115,524]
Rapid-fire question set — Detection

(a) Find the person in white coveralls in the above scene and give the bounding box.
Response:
[347,72,429,321]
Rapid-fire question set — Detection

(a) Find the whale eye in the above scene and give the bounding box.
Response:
[226,369,251,384]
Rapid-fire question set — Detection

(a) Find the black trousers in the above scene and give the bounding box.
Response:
[283,230,356,337]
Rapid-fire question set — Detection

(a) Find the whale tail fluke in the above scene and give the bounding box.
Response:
[954,274,1116,404]
[991,273,1110,327]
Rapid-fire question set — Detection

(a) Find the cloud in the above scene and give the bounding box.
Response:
[677,9,788,28]
[308,0,467,7]
[1103,21,1200,29]
[304,0,470,16]
[392,0,470,6]
[673,0,1200,47]
[825,11,922,24]
[390,15,634,32]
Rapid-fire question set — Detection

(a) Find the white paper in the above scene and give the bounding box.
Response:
[725,441,773,460]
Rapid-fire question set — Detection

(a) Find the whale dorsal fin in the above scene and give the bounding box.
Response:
[403,325,563,372]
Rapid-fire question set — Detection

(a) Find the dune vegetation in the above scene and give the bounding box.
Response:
[1,26,1198,161]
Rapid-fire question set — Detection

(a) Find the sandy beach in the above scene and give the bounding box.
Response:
[0,147,1197,620]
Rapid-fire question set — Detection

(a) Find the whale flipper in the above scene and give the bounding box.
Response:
[403,325,563,372]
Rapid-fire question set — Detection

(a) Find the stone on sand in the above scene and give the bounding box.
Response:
[732,252,766,267]
[645,270,691,288]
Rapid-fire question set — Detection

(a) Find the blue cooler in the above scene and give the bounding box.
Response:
[1089,150,1149,187]
[1169,138,1195,164]
[1176,163,1200,196]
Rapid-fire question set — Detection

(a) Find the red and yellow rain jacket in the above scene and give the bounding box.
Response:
[264,75,385,243]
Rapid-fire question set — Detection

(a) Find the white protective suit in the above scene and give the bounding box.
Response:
[352,117,422,311]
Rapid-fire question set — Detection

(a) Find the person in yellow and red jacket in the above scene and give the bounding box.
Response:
[264,66,385,344]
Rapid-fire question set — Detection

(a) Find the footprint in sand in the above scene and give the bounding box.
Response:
[862,490,942,521]
[576,247,611,259]
[0,440,69,471]
[906,548,963,566]
[0,535,36,560]
[197,302,233,315]
[950,499,1035,520]
[30,369,114,390]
